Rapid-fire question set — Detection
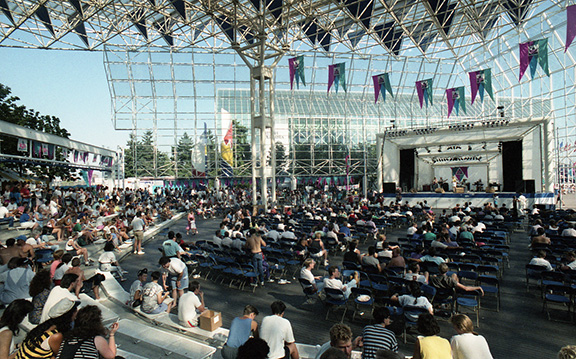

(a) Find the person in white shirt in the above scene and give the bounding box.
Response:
[299,258,324,292]
[560,251,576,271]
[450,314,493,359]
[528,251,553,271]
[40,273,81,323]
[131,212,146,254]
[561,224,576,237]
[159,256,189,304]
[99,242,127,281]
[260,301,299,359]
[324,266,358,299]
[178,281,206,327]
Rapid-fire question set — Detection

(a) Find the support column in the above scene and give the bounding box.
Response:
[376,134,384,193]
[543,119,555,193]
[251,65,274,212]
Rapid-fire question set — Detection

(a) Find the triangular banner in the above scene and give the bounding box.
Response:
[288,55,306,90]
[446,86,466,118]
[519,38,549,81]
[469,68,493,104]
[416,79,433,108]
[567,5,576,52]
[328,63,346,93]
[372,73,393,103]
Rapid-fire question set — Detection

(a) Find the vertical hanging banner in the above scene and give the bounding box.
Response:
[328,63,346,93]
[288,55,306,90]
[566,5,576,52]
[446,87,466,118]
[469,68,493,105]
[83,152,89,163]
[93,153,98,163]
[41,143,49,157]
[415,79,433,108]
[17,139,28,152]
[519,39,549,81]
[220,109,234,177]
[372,73,394,103]
[73,150,79,162]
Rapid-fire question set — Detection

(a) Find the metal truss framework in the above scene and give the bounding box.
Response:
[1,0,576,193]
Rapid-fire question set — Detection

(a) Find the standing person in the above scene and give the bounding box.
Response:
[187,210,197,236]
[245,229,266,287]
[360,307,398,359]
[412,313,451,359]
[0,299,33,359]
[450,314,493,359]
[222,305,260,359]
[260,301,299,359]
[131,212,145,255]
[159,256,189,305]
[178,281,206,327]
[55,306,119,359]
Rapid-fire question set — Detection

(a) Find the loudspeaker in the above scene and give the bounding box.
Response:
[515,179,536,193]
[502,141,523,192]
[399,149,415,192]
[382,182,396,193]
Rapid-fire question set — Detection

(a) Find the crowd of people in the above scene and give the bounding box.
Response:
[0,179,574,358]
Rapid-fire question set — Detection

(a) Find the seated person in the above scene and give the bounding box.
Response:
[391,281,434,322]
[299,258,324,292]
[386,248,405,269]
[561,224,576,237]
[324,266,358,299]
[531,227,551,247]
[342,241,361,265]
[528,250,553,271]
[141,271,174,314]
[128,268,148,307]
[403,263,429,284]
[559,251,576,272]
[362,246,381,273]
[314,323,361,359]
[419,248,446,265]
[430,263,484,298]
[178,280,206,327]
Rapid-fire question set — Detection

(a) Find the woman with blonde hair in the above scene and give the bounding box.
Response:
[450,314,493,359]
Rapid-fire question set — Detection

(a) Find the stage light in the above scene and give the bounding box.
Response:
[438,146,442,152]
[426,147,431,153]
[468,145,472,151]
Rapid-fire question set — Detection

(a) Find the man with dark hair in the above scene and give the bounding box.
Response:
[361,307,398,359]
[430,263,484,295]
[222,305,260,359]
[245,229,267,286]
[178,280,205,327]
[362,246,381,273]
[159,256,189,304]
[260,300,299,359]
[314,323,361,359]
[41,273,80,322]
[324,266,358,299]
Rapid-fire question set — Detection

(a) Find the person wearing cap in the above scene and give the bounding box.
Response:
[17,298,79,359]
[245,229,267,287]
[40,274,82,323]
[128,268,148,307]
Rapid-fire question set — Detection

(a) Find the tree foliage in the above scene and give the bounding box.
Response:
[0,84,75,181]
[124,130,173,178]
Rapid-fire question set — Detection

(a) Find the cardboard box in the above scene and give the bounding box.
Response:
[199,310,222,331]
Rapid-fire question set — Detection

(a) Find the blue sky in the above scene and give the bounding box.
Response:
[0,47,130,150]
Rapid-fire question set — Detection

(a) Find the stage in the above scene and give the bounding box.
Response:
[378,191,554,210]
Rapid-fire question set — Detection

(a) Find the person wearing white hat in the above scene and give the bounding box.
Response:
[16,298,79,358]
[40,274,81,324]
